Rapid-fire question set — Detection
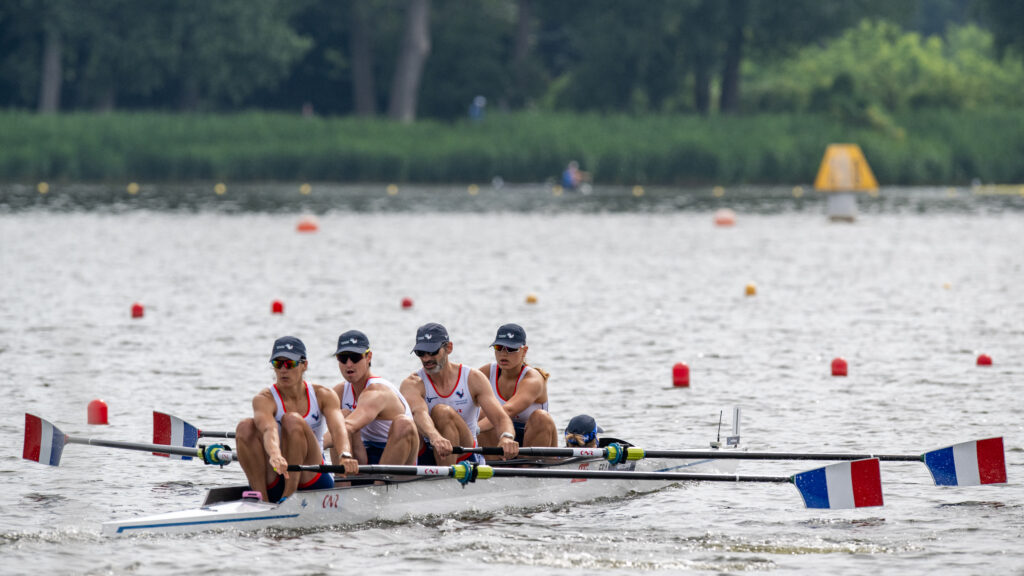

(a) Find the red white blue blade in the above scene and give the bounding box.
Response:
[23,414,67,466]
[793,458,883,509]
[152,411,199,460]
[923,437,1006,486]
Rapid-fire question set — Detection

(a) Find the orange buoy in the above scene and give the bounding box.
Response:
[271,300,284,314]
[401,297,414,309]
[296,217,318,232]
[976,354,992,366]
[831,357,848,377]
[525,293,538,304]
[131,303,144,319]
[745,283,757,296]
[88,399,109,425]
[672,362,690,387]
[714,208,735,227]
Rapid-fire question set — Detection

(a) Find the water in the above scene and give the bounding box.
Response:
[1,184,1022,575]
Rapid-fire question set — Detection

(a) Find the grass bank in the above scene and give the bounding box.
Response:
[1,109,1022,185]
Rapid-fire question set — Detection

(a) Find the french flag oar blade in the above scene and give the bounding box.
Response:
[923,437,1007,486]
[152,411,199,460]
[793,458,883,509]
[23,414,67,466]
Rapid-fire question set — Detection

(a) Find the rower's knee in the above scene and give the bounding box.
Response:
[528,409,555,431]
[430,403,459,425]
[279,412,307,440]
[236,418,258,442]
[390,414,417,441]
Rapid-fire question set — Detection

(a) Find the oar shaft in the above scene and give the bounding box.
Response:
[289,464,792,483]
[66,436,237,462]
[200,431,236,439]
[456,446,923,462]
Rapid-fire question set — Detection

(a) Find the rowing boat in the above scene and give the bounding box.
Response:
[103,449,738,536]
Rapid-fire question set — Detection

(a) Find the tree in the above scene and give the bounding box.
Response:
[388,0,431,122]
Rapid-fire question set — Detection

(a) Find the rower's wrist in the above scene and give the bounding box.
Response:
[340,451,353,459]
[500,432,515,441]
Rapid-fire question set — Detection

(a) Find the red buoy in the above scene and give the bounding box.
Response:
[401,297,414,309]
[977,354,992,366]
[296,217,318,232]
[271,300,284,314]
[672,362,690,387]
[131,303,144,318]
[88,399,109,425]
[831,357,848,377]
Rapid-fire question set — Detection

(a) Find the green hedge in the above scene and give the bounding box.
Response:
[1,109,1022,185]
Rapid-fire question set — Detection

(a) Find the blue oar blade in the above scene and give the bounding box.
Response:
[153,411,199,460]
[793,458,883,509]
[23,414,67,466]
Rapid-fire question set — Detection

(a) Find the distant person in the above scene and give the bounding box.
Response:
[564,414,603,448]
[468,95,486,121]
[330,330,418,465]
[400,322,519,466]
[561,160,590,189]
[477,323,557,449]
[235,336,358,503]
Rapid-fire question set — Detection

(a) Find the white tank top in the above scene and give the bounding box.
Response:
[339,376,412,444]
[419,364,479,438]
[488,363,548,424]
[271,381,326,449]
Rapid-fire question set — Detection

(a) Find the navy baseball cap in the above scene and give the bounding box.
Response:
[335,330,370,354]
[566,414,604,437]
[270,336,306,362]
[491,323,526,348]
[412,323,449,353]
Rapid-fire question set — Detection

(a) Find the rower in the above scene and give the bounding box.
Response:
[235,336,358,503]
[400,322,519,466]
[564,414,603,448]
[330,329,418,465]
[477,323,557,451]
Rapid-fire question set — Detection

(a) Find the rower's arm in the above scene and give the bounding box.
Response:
[470,369,518,458]
[401,374,440,443]
[500,369,545,416]
[343,388,386,436]
[316,384,352,467]
[252,392,289,477]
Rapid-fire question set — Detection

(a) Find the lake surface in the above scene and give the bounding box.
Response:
[1,183,1021,575]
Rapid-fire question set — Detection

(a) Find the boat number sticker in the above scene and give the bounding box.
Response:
[322,494,340,508]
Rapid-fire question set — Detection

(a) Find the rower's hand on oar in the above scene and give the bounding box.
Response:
[431,435,453,458]
[498,436,519,460]
[337,455,359,477]
[270,454,290,479]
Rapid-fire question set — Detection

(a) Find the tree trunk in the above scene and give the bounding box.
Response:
[719,0,748,115]
[388,0,431,123]
[38,26,62,113]
[510,0,532,108]
[694,51,710,116]
[350,0,376,116]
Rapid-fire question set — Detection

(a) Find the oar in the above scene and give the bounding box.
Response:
[455,437,1008,487]
[290,458,884,510]
[153,411,235,460]
[22,414,236,467]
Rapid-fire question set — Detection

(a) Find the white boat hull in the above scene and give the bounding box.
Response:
[103,455,736,536]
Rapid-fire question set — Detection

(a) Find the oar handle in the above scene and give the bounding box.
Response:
[199,430,236,439]
[453,446,503,456]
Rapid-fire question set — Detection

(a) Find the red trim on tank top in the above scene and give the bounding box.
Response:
[494,364,527,402]
[272,381,312,418]
[427,365,464,398]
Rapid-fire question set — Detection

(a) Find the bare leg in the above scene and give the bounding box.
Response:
[430,404,474,466]
[278,413,322,500]
[523,410,557,447]
[235,418,272,501]
[379,415,418,465]
[475,427,502,461]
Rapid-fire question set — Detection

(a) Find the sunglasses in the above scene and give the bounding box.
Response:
[270,358,303,370]
[564,429,597,447]
[414,343,447,358]
[492,345,521,353]
[336,351,367,364]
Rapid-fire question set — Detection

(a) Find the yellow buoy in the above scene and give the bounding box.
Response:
[37,182,49,194]
[712,186,725,197]
[632,185,644,197]
[552,185,563,197]
[525,293,538,304]
[214,183,227,195]
[468,184,479,196]
[127,182,139,194]
[386,184,399,196]
[792,186,804,198]
[745,283,757,297]
[299,183,312,195]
